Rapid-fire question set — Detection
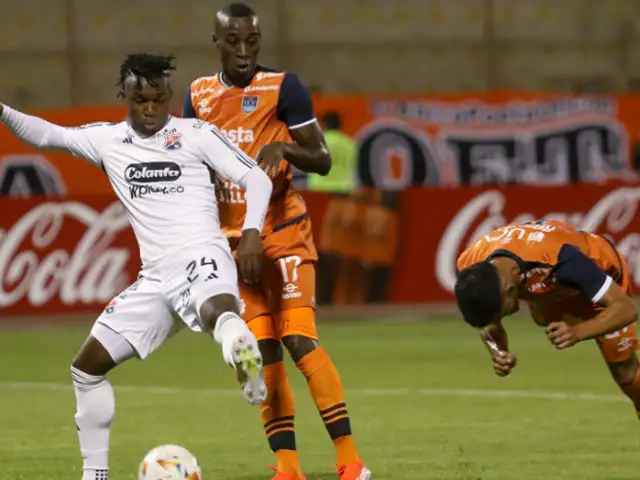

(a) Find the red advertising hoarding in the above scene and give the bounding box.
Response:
[0,197,139,315]
[2,185,639,315]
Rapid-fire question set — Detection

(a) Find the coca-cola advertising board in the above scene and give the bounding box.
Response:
[0,198,138,316]
[2,185,640,316]
[391,184,640,302]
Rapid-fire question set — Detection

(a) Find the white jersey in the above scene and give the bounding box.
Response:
[63,117,263,266]
[0,114,266,272]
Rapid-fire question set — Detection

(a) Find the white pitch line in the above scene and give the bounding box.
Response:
[0,381,627,403]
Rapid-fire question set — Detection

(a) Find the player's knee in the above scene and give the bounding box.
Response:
[199,293,241,332]
[282,335,318,363]
[608,356,639,386]
[71,335,117,377]
[258,338,284,365]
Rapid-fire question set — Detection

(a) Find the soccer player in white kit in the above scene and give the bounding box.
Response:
[0,54,272,480]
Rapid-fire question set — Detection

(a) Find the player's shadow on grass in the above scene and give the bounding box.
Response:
[236,474,334,480]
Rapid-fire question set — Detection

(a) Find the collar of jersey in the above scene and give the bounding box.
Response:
[127,115,174,139]
[218,70,255,89]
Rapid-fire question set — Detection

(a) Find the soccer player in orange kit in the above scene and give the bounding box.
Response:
[455,219,640,419]
[182,3,370,480]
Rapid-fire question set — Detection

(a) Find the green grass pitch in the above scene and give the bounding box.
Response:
[0,315,637,479]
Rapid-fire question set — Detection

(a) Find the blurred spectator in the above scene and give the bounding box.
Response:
[309,111,357,194]
[310,112,357,305]
[311,112,398,306]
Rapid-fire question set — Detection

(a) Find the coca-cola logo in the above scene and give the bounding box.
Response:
[124,162,181,183]
[436,187,640,292]
[0,201,132,308]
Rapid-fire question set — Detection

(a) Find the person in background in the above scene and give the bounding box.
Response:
[313,112,399,306]
[309,112,357,195]
[310,112,358,305]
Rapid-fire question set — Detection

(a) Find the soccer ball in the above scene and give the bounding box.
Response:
[138,444,202,480]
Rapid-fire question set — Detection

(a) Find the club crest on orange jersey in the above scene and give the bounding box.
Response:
[163,132,183,151]
[241,95,258,113]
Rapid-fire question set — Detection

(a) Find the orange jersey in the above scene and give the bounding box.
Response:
[457,220,630,314]
[183,67,316,238]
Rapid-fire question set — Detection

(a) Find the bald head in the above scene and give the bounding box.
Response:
[215,2,259,36]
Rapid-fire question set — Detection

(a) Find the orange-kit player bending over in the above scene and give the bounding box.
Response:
[455,219,640,419]
[182,3,370,480]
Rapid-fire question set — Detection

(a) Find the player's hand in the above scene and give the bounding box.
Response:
[256,142,287,177]
[546,321,579,350]
[237,228,263,284]
[491,350,517,377]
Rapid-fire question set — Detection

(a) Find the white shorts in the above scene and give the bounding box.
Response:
[92,243,239,360]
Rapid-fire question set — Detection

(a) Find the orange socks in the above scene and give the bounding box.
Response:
[296,347,360,465]
[261,362,303,477]
[261,348,360,472]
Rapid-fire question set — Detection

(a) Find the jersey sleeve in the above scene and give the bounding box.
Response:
[194,121,258,183]
[1,105,105,166]
[182,86,197,118]
[554,243,613,303]
[63,123,109,166]
[276,73,316,130]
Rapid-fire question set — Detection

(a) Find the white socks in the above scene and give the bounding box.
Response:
[212,311,256,365]
[71,366,114,480]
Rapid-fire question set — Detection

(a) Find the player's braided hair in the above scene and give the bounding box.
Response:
[117,53,176,98]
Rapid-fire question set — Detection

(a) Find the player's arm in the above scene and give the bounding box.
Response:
[480,320,509,353]
[271,73,331,175]
[480,320,517,376]
[551,244,638,344]
[196,123,273,283]
[0,103,103,167]
[182,85,197,118]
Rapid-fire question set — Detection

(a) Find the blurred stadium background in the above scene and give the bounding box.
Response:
[2,1,640,479]
[5,0,640,107]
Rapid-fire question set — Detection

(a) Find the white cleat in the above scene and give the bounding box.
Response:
[338,462,371,480]
[359,466,372,480]
[230,335,266,405]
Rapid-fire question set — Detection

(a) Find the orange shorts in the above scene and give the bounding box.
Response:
[595,257,638,363]
[231,216,318,341]
[596,323,639,363]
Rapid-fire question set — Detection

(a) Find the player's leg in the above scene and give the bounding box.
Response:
[597,323,640,419]
[275,260,369,479]
[198,292,266,403]
[166,245,265,404]
[71,333,123,480]
[281,312,369,479]
[241,281,303,479]
[72,277,174,480]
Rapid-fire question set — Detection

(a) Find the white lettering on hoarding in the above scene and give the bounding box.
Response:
[0,201,131,308]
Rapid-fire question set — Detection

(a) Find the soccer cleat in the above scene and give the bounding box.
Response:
[231,335,266,405]
[269,466,306,480]
[337,461,372,480]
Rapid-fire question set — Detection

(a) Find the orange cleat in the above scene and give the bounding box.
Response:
[270,466,306,480]
[337,461,372,480]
